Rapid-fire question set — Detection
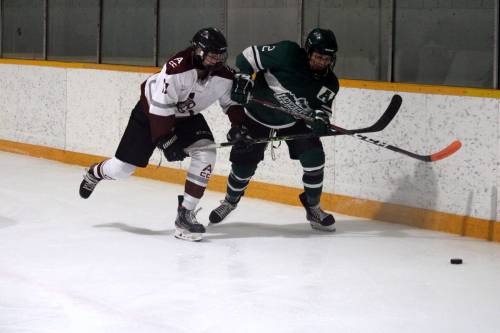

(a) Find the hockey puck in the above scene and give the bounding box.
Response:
[450,258,463,264]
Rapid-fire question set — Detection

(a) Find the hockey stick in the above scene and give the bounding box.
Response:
[328,94,402,134]
[185,95,402,153]
[250,96,462,162]
[184,131,342,153]
[250,95,402,134]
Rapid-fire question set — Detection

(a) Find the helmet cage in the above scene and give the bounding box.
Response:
[191,28,228,72]
[305,28,338,73]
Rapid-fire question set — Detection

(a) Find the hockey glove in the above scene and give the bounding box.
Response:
[227,125,253,151]
[309,109,331,136]
[157,133,188,162]
[231,73,254,105]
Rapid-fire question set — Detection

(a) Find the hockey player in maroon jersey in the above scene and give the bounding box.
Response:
[79,28,243,242]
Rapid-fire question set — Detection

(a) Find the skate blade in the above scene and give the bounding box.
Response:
[174,228,203,242]
[310,222,336,232]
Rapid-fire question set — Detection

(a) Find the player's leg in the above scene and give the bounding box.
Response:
[79,158,137,198]
[79,100,155,199]
[297,148,335,231]
[209,116,270,224]
[172,114,217,241]
[283,123,335,231]
[208,163,258,223]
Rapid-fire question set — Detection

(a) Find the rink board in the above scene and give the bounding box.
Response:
[1,59,500,242]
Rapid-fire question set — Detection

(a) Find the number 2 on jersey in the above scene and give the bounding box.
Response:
[261,45,276,52]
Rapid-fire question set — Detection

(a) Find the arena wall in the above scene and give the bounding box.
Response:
[1,59,499,241]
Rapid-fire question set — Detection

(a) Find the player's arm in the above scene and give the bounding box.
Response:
[148,65,179,118]
[232,41,297,104]
[235,40,298,75]
[147,64,180,143]
[147,65,187,162]
[219,75,251,146]
[310,77,340,135]
[231,43,279,104]
[318,76,340,116]
[219,74,245,126]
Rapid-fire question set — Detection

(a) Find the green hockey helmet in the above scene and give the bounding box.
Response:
[304,28,338,75]
[304,28,338,57]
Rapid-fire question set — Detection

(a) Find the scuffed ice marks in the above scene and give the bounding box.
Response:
[0,215,17,228]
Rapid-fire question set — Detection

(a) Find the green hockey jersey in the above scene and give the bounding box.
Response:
[235,40,339,128]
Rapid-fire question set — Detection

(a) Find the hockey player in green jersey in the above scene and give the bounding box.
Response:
[209,28,339,231]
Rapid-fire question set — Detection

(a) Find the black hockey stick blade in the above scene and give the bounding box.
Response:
[250,94,402,135]
[344,94,402,134]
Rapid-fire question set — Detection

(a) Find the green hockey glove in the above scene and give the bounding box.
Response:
[227,125,253,151]
[309,109,331,136]
[231,73,254,105]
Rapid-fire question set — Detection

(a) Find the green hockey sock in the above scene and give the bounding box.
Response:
[226,163,257,204]
[299,148,325,206]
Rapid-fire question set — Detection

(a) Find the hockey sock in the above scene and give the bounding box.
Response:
[184,140,217,210]
[89,161,106,180]
[94,157,136,180]
[299,148,325,206]
[225,163,257,204]
[182,192,200,211]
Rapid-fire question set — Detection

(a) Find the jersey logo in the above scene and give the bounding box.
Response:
[274,92,311,115]
[200,164,212,179]
[176,92,196,114]
[317,86,336,104]
[261,45,276,52]
[161,79,168,94]
[168,57,183,68]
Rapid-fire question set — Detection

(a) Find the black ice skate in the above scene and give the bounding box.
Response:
[175,196,206,242]
[79,165,102,199]
[209,198,238,224]
[299,192,336,232]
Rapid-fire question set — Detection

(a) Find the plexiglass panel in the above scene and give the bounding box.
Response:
[158,0,225,64]
[303,0,392,81]
[2,0,44,59]
[101,0,155,66]
[0,0,498,89]
[394,0,495,88]
[48,0,99,63]
[227,0,300,67]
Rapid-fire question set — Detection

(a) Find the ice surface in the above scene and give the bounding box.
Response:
[1,152,500,333]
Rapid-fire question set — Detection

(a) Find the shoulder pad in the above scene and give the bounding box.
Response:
[164,48,195,75]
[277,40,301,49]
[273,40,301,54]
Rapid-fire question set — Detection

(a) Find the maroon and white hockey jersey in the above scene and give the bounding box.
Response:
[143,48,237,119]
